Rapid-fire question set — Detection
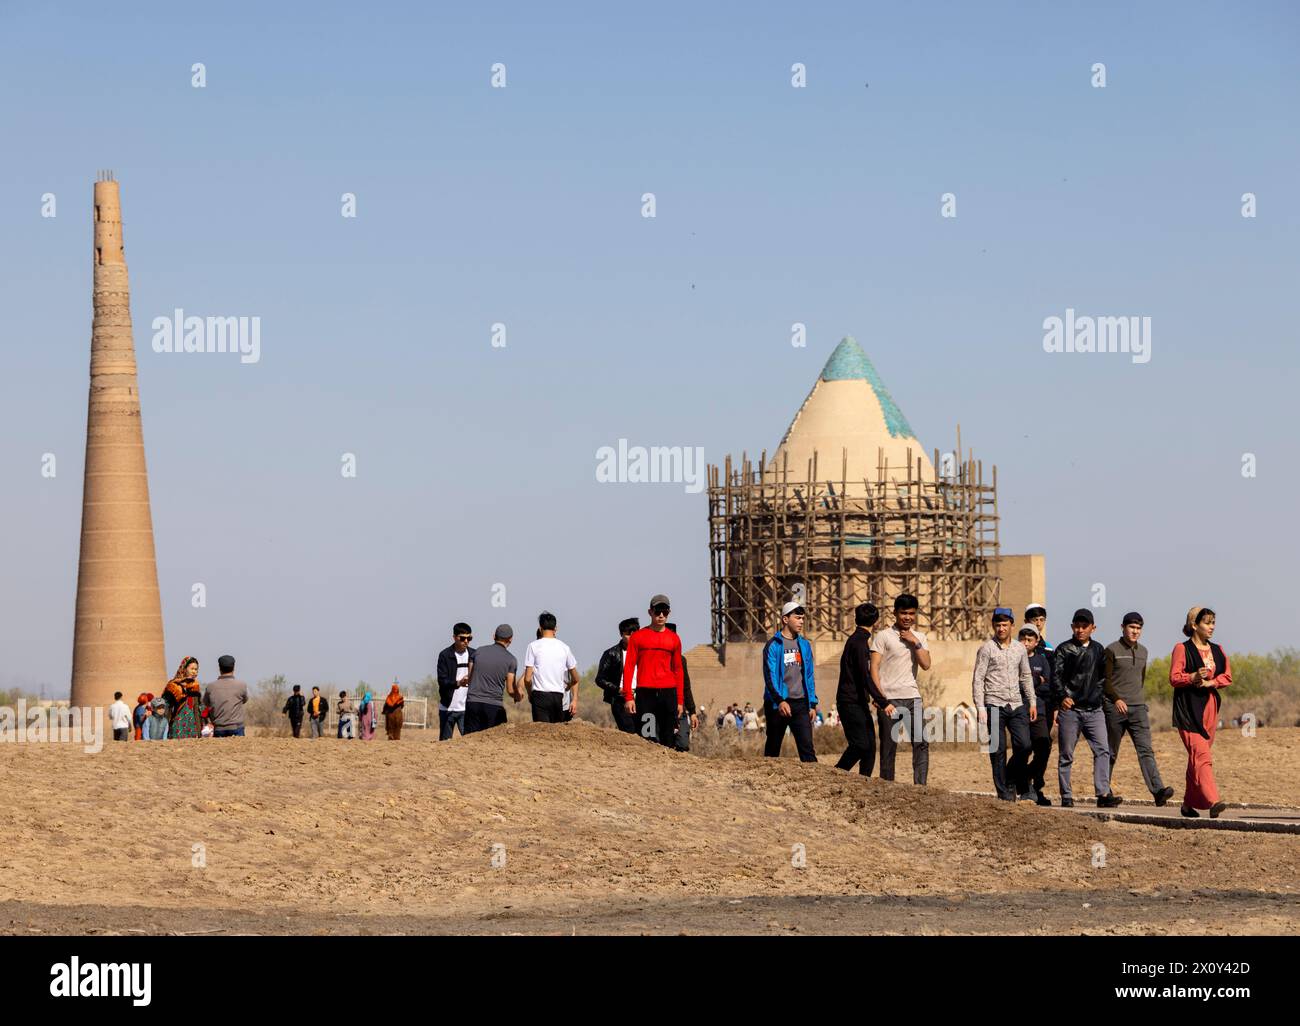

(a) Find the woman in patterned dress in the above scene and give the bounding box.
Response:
[164,656,203,739]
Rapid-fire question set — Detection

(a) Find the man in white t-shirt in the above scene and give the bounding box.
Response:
[108,691,132,742]
[522,611,579,723]
[870,594,932,784]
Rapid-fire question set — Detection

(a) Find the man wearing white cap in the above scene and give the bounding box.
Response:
[761,600,818,762]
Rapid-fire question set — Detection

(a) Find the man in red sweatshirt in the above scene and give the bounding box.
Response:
[623,594,684,747]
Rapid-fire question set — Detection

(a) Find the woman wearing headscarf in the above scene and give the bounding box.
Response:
[132,692,153,740]
[1169,607,1231,818]
[358,690,377,740]
[164,656,203,739]
[383,682,405,741]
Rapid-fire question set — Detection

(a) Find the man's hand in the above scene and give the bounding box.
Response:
[690,714,698,730]
[884,703,896,718]
[978,708,988,724]
[899,630,918,647]
[1061,696,1075,710]
[808,706,816,722]
[677,704,684,717]
[1028,704,1038,722]
[777,701,792,719]
[624,699,635,714]
[1115,698,1129,715]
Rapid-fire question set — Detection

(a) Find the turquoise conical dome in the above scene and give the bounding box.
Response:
[772,337,932,484]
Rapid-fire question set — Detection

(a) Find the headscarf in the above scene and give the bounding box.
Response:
[164,656,200,704]
[384,683,402,709]
[1185,606,1206,635]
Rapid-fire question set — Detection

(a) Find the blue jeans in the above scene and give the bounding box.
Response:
[214,727,245,738]
[439,709,464,740]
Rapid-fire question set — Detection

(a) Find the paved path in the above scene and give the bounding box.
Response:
[957,792,1300,834]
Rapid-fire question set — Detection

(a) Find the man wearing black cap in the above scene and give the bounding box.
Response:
[203,655,248,738]
[623,595,684,747]
[1105,613,1175,806]
[834,603,888,776]
[1052,609,1122,808]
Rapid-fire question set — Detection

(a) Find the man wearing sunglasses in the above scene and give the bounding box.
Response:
[436,623,475,741]
[622,595,684,747]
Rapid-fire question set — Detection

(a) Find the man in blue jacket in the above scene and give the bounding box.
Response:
[762,600,818,762]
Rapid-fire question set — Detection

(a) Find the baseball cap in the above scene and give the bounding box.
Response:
[1121,612,1144,627]
[1072,608,1095,625]
[649,594,671,609]
[495,623,513,640]
[992,607,1014,622]
[781,600,806,616]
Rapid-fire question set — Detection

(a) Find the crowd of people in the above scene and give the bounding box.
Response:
[106,591,1233,818]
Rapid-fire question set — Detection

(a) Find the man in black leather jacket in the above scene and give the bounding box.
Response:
[1052,609,1122,808]
[595,618,640,733]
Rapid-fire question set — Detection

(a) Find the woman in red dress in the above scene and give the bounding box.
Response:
[1169,607,1230,818]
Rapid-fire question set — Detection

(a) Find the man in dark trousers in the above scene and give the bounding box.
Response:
[972,609,1036,800]
[1105,612,1175,806]
[202,654,249,738]
[282,685,306,738]
[436,623,476,741]
[666,623,698,751]
[762,600,818,762]
[1053,609,1122,808]
[622,595,684,747]
[464,624,519,734]
[1019,624,1055,805]
[596,618,640,733]
[835,602,888,775]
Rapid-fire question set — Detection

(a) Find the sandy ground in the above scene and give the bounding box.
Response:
[1,723,1296,935]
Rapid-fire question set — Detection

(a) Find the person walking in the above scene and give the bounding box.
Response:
[972,608,1037,801]
[108,692,132,742]
[622,596,684,746]
[834,603,889,776]
[596,618,641,733]
[761,600,818,762]
[1024,604,1053,655]
[141,697,170,740]
[202,655,249,738]
[357,690,377,740]
[282,685,306,738]
[307,686,329,739]
[1019,624,1055,805]
[337,690,356,739]
[522,612,580,724]
[1170,607,1231,818]
[383,682,405,740]
[464,624,519,734]
[436,623,475,741]
[1104,612,1175,806]
[1053,609,1122,808]
[872,595,931,784]
[163,656,203,739]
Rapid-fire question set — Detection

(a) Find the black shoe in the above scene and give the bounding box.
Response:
[1035,790,1052,807]
[1097,794,1124,808]
[1154,786,1175,807]
[1016,791,1035,802]
[1180,805,1200,818]
[1060,798,1074,808]
[1209,801,1227,819]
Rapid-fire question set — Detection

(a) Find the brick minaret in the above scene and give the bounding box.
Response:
[70,173,166,710]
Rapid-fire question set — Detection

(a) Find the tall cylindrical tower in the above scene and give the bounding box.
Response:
[70,174,166,710]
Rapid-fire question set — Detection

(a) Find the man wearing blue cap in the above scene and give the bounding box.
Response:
[972,608,1036,800]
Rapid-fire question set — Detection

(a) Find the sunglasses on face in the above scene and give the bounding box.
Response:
[651,606,670,615]
[456,635,472,641]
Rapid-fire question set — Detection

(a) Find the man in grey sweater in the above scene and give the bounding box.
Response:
[1104,613,1175,806]
[972,607,1037,800]
[202,654,249,738]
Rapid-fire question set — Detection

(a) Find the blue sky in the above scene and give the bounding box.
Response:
[1,1,1297,694]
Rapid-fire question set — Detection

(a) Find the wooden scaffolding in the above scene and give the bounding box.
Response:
[707,429,1001,644]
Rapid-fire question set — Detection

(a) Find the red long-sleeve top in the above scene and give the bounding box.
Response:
[622,627,683,704]
[1169,644,1232,689]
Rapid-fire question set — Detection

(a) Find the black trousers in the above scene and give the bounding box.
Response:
[530,692,565,723]
[764,698,817,762]
[877,698,928,784]
[987,704,1033,799]
[1028,702,1054,791]
[609,698,638,733]
[835,702,876,776]
[634,687,679,747]
[464,701,507,734]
